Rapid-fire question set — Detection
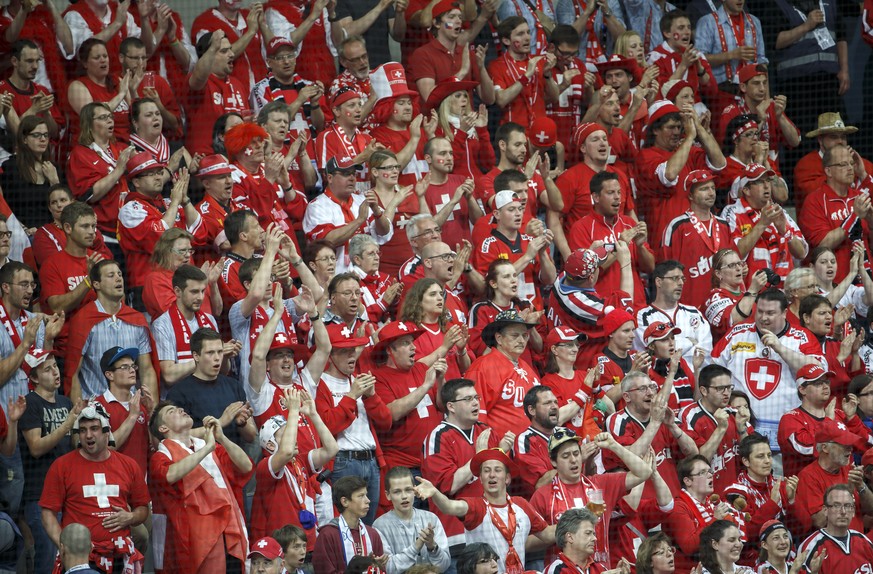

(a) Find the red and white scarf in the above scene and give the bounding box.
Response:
[338,514,373,565]
[686,210,722,254]
[569,0,607,63]
[169,306,214,361]
[249,300,296,346]
[129,133,170,164]
[0,300,26,350]
[713,9,758,83]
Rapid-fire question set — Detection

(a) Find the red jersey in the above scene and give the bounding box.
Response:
[648,357,697,412]
[567,212,653,306]
[555,164,635,233]
[661,211,733,308]
[488,52,550,128]
[315,124,373,191]
[40,450,150,555]
[372,187,422,278]
[467,350,542,439]
[477,167,546,220]
[702,288,743,341]
[663,490,735,573]
[546,60,588,147]
[414,324,467,383]
[719,98,798,171]
[32,223,111,269]
[794,462,864,534]
[218,254,249,314]
[605,409,682,496]
[249,376,321,460]
[471,229,545,307]
[798,529,873,574]
[800,178,873,283]
[373,362,441,469]
[607,498,671,569]
[250,453,317,550]
[648,43,714,103]
[593,350,635,399]
[95,390,150,478]
[66,143,129,236]
[38,249,98,354]
[118,191,206,288]
[724,471,791,562]
[183,73,248,155]
[192,8,266,91]
[68,76,130,144]
[0,79,66,134]
[794,150,873,214]
[264,2,334,87]
[424,174,474,246]
[680,401,740,493]
[0,6,67,99]
[777,408,858,479]
[513,426,552,497]
[195,194,247,264]
[435,125,495,182]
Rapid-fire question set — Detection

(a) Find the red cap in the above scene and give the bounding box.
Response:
[571,122,607,150]
[862,447,873,467]
[424,76,479,112]
[373,321,423,355]
[248,537,284,560]
[470,448,518,476]
[127,151,167,177]
[662,79,693,102]
[737,63,767,84]
[647,100,681,126]
[643,321,682,346]
[528,116,557,148]
[196,154,234,177]
[266,37,296,57]
[545,326,588,351]
[22,348,50,377]
[595,54,640,82]
[326,323,370,348]
[600,307,636,338]
[796,363,835,385]
[330,85,363,109]
[565,247,609,279]
[432,0,461,19]
[684,169,715,192]
[815,418,860,446]
[266,331,311,361]
[325,155,360,174]
[739,163,775,188]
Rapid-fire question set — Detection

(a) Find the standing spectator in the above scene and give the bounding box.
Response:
[20,349,79,574]
[419,137,482,246]
[661,170,733,309]
[65,260,157,402]
[568,171,653,306]
[120,37,181,137]
[349,235,399,325]
[611,0,676,55]
[428,79,495,183]
[514,386,563,496]
[265,0,336,89]
[721,163,808,283]
[31,186,112,269]
[149,401,253,573]
[331,0,407,67]
[216,209,262,309]
[497,0,557,56]
[647,11,714,101]
[248,537,286,574]
[0,40,65,147]
[135,1,195,104]
[542,26,590,152]
[67,38,132,145]
[1,5,72,100]
[716,114,782,203]
[702,250,768,344]
[40,403,150,572]
[331,37,374,113]
[373,466,452,574]
[488,17,559,129]
[694,0,766,88]
[315,89,380,192]
[797,484,873,572]
[195,155,244,263]
[167,328,256,448]
[634,100,725,252]
[192,1,272,92]
[185,31,249,156]
[590,307,640,403]
[127,97,187,175]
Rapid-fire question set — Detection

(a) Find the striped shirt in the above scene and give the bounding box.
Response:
[0,309,44,418]
[372,509,452,574]
[151,311,218,362]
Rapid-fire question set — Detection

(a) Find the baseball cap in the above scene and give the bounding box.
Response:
[739,163,775,189]
[325,156,360,175]
[100,347,139,373]
[814,418,860,446]
[266,37,296,57]
[564,247,609,279]
[643,322,682,346]
[862,447,873,468]
[22,348,51,377]
[545,326,588,351]
[796,363,835,386]
[127,151,167,178]
[494,190,522,210]
[737,63,767,84]
[248,537,284,560]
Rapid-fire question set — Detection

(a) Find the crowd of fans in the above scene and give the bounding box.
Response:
[2,0,873,573]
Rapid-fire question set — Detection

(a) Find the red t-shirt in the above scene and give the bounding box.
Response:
[95,391,150,478]
[66,143,129,235]
[604,409,682,497]
[424,174,474,245]
[680,402,740,493]
[250,453,317,550]
[488,53,549,128]
[466,351,542,440]
[39,249,97,354]
[183,73,248,155]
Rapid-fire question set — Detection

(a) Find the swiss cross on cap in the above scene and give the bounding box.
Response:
[327,323,370,348]
[247,537,284,560]
[22,348,50,377]
[814,417,860,447]
[527,117,557,148]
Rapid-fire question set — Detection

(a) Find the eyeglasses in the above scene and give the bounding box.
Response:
[269,53,297,61]
[428,252,457,263]
[826,503,855,512]
[449,394,480,403]
[171,248,194,255]
[377,164,401,171]
[662,274,685,283]
[0,232,11,239]
[316,255,338,263]
[28,132,50,140]
[690,469,714,477]
[827,161,853,169]
[707,384,734,394]
[720,261,744,270]
[112,363,138,372]
[412,227,441,240]
[628,384,659,394]
[8,281,36,290]
[94,114,113,122]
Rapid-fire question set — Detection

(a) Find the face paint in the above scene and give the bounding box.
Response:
[444,21,454,29]
[437,158,445,164]
[244,147,254,156]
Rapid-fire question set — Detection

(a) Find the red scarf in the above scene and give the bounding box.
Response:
[557,552,601,574]
[679,489,716,529]
[325,190,359,226]
[169,306,214,361]
[714,10,758,82]
[249,301,296,347]
[486,497,524,574]
[570,1,606,63]
[0,300,27,350]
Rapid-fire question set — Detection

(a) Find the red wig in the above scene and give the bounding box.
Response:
[224,122,270,159]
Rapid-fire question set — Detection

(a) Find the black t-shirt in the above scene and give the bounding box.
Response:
[167,373,248,447]
[335,0,396,66]
[19,392,73,503]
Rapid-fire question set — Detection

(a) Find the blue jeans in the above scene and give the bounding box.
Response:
[331,455,380,525]
[25,502,55,574]
[0,452,23,518]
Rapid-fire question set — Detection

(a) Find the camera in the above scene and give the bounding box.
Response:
[762,268,781,287]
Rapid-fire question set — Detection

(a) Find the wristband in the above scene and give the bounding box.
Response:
[457,348,468,357]
[860,484,869,494]
[518,75,531,87]
[84,276,92,289]
[841,213,859,234]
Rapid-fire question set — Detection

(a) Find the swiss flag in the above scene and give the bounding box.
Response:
[744,358,783,401]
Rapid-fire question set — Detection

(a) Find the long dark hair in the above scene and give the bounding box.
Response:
[699,520,739,574]
[15,116,52,184]
[400,278,448,329]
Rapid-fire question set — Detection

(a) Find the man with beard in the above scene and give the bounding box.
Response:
[185,31,249,156]
[0,39,65,139]
[635,100,725,252]
[330,37,375,118]
[722,163,807,282]
[661,170,733,308]
[797,484,873,573]
[569,172,653,306]
[195,155,247,263]
[514,386,564,496]
[647,10,714,101]
[421,137,482,245]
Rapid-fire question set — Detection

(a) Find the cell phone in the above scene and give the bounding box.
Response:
[602,243,616,253]
[844,322,852,339]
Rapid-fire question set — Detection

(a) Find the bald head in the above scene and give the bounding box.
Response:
[421,242,456,284]
[60,523,92,567]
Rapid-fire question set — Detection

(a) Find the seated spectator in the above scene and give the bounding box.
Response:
[216,209,261,310]
[0,116,60,230]
[542,331,603,443]
[543,26,592,150]
[428,79,495,183]
[149,400,253,572]
[596,55,658,152]
[702,248,768,342]
[67,38,132,144]
[546,508,617,573]
[697,519,747,574]
[694,0,766,89]
[0,40,66,140]
[397,214,442,290]
[32,186,109,269]
[721,163,807,284]
[330,37,374,115]
[798,294,861,398]
[756,520,797,574]
[57,524,96,574]
[248,537,285,574]
[372,466,452,574]
[635,532,679,574]
[349,234,401,324]
[273,524,309,574]
[797,484,873,572]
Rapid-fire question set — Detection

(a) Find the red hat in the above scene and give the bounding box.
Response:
[424,76,479,112]
[565,247,609,279]
[266,331,311,361]
[647,100,681,126]
[796,363,835,385]
[325,155,361,174]
[248,537,284,560]
[545,326,588,351]
[326,323,370,348]
[815,418,860,446]
[758,520,788,542]
[595,54,640,82]
[224,122,269,159]
[373,321,424,355]
[22,348,50,377]
[601,307,636,337]
[737,63,767,84]
[571,122,607,150]
[196,154,234,177]
[330,85,363,109]
[862,447,873,467]
[470,448,518,476]
[662,79,693,103]
[528,116,557,148]
[266,36,296,57]
[127,151,167,177]
[684,169,714,192]
[731,117,759,141]
[432,0,461,19]
[643,321,682,346]
[370,62,420,104]
[739,163,775,189]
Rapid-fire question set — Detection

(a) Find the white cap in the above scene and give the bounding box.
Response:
[259,415,286,451]
[494,189,521,210]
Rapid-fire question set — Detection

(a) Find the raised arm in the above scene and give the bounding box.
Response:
[413,476,469,516]
[249,284,285,394]
[241,224,283,318]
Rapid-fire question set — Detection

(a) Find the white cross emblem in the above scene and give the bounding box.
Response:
[83,473,120,509]
[258,539,269,548]
[397,322,409,332]
[749,367,775,391]
[535,130,548,144]
[341,326,353,337]
[275,333,288,343]
[251,325,264,341]
[393,70,403,79]
[435,194,461,222]
[838,422,847,431]
[396,214,412,228]
[114,536,127,550]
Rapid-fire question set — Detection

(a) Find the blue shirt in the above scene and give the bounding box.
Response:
[694,6,768,84]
